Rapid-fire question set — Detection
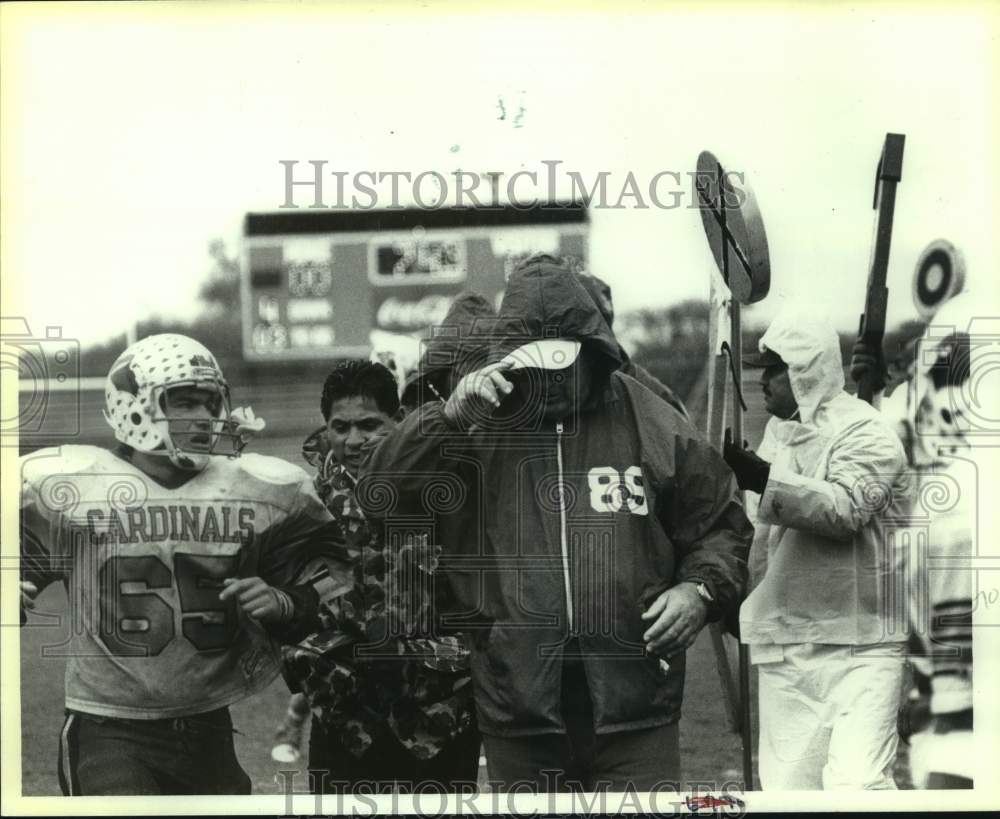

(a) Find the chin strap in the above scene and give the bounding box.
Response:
[136,444,208,471]
[122,407,264,467]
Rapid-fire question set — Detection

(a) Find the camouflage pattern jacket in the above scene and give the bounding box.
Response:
[282,434,475,760]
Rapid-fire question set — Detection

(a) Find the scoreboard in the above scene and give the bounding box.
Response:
[240,203,589,361]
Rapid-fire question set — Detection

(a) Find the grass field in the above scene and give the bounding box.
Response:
[19,582,747,795]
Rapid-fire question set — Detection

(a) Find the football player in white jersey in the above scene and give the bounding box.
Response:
[852,291,997,788]
[19,334,341,795]
[903,293,995,789]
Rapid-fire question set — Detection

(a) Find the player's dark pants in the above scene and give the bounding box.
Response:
[307,723,481,793]
[481,652,682,792]
[59,707,251,795]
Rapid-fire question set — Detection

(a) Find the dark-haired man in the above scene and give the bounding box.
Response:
[279,359,479,793]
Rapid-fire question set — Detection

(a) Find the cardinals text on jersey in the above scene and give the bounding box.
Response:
[21,445,340,719]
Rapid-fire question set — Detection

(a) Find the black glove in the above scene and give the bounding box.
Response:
[723,428,771,494]
[849,340,887,395]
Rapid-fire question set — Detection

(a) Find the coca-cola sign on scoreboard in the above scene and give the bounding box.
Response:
[240,203,588,361]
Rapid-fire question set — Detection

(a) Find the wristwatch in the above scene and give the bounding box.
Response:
[693,582,714,605]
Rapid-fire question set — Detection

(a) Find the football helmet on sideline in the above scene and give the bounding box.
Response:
[103,334,248,471]
[912,291,1000,463]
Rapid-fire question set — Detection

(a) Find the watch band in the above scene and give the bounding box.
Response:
[694,582,715,604]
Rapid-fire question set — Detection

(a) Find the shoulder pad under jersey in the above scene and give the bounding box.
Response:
[233,453,311,487]
[20,445,115,485]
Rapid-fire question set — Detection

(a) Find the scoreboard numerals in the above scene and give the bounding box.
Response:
[287,260,332,297]
[252,322,288,353]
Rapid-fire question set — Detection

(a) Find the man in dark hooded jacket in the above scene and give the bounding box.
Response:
[359,255,751,791]
[401,290,498,412]
[576,271,690,419]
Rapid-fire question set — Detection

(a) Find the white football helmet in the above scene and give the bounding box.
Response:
[912,291,1000,464]
[103,334,244,471]
[369,328,422,399]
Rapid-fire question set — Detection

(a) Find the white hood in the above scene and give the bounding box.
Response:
[758,308,844,425]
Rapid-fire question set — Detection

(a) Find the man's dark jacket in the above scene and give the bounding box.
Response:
[360,258,751,738]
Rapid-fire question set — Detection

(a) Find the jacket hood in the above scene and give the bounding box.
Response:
[401,290,497,405]
[577,273,614,326]
[758,308,844,424]
[494,255,623,384]
[577,270,640,368]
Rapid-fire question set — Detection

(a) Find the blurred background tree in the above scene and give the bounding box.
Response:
[78,239,244,377]
[618,299,712,406]
[618,300,926,416]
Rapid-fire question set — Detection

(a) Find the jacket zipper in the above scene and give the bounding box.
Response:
[555,421,574,633]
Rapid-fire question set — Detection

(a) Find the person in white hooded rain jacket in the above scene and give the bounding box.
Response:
[724,308,914,791]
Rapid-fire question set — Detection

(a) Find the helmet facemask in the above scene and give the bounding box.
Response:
[151,379,245,472]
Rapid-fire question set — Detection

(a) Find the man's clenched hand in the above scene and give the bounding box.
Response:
[640,582,708,658]
[220,577,293,623]
[849,340,888,395]
[443,361,515,430]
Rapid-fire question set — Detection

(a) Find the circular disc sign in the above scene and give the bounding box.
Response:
[913,239,965,319]
[695,150,771,305]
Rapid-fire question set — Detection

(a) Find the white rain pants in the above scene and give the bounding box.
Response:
[755,643,904,790]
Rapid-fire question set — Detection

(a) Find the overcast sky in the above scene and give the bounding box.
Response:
[2,1,997,347]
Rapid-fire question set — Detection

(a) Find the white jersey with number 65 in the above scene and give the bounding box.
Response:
[20,445,339,720]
